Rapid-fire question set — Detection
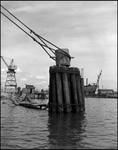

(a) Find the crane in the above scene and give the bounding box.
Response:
[95,70,102,94]
[1,56,17,71]
[0,4,74,66]
[84,70,102,95]
[1,56,17,92]
[96,70,102,88]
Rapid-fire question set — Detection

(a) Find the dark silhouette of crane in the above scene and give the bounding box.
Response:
[96,70,102,90]
[1,56,17,92]
[84,70,102,95]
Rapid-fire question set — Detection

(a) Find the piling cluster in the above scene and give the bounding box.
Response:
[48,65,85,113]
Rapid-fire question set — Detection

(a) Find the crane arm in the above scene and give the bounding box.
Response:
[0,5,73,60]
[97,70,102,85]
[10,59,14,65]
[0,56,9,68]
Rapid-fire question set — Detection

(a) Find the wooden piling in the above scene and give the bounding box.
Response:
[62,66,71,113]
[49,65,85,113]
[56,67,63,112]
[69,67,79,112]
[49,68,52,112]
[49,66,57,112]
[75,68,83,111]
[80,77,85,111]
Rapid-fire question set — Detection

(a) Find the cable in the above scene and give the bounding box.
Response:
[1,11,55,59]
[1,4,72,59]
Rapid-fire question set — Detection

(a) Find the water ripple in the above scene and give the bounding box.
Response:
[1,98,117,149]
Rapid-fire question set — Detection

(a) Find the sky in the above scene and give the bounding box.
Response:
[1,1,117,91]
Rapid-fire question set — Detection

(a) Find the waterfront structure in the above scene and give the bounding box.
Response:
[98,89,114,97]
[25,85,35,99]
[84,83,97,95]
[49,49,85,113]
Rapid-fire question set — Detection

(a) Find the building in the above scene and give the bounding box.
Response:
[98,89,114,97]
[84,84,97,95]
[25,85,35,99]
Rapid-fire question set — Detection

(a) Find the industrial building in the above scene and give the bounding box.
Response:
[98,89,115,98]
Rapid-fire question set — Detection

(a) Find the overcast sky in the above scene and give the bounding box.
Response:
[1,1,117,91]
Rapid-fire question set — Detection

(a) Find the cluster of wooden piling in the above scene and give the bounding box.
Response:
[48,65,85,113]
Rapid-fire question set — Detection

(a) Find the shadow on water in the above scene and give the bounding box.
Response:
[47,112,87,149]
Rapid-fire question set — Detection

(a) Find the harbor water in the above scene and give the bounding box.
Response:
[1,98,117,149]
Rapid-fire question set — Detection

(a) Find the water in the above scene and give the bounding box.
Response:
[1,98,117,149]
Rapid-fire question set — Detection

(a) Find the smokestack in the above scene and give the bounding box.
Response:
[86,78,88,86]
[81,68,84,78]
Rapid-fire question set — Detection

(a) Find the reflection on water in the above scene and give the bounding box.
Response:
[1,98,117,149]
[47,112,86,149]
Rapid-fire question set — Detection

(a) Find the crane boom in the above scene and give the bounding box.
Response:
[97,70,102,86]
[1,56,9,68]
[1,56,17,70]
[0,4,73,61]
[10,59,14,65]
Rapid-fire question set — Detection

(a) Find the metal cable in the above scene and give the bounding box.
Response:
[1,4,72,59]
[1,11,55,59]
